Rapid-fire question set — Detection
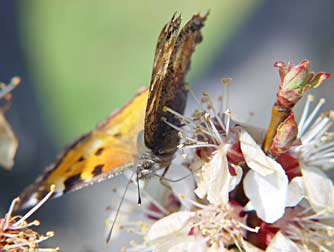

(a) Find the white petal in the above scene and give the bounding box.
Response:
[207,147,237,205]
[244,169,288,223]
[239,130,278,176]
[146,211,195,241]
[302,165,334,214]
[266,232,300,252]
[228,164,243,192]
[286,176,305,207]
[153,235,206,252]
[195,147,242,205]
[195,161,211,199]
[167,236,207,252]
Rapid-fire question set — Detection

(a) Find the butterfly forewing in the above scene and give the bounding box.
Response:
[144,13,207,157]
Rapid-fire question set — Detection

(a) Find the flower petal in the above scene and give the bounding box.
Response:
[239,130,277,176]
[207,147,229,205]
[194,161,210,199]
[286,176,304,207]
[195,146,243,205]
[266,232,300,252]
[152,235,200,252]
[244,168,288,223]
[301,165,334,214]
[146,211,195,241]
[207,147,242,205]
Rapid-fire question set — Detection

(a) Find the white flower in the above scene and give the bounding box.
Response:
[127,196,258,252]
[288,96,334,214]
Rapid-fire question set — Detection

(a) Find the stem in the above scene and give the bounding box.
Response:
[262,103,290,153]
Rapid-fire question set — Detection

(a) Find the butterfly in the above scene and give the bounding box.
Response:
[16,13,207,210]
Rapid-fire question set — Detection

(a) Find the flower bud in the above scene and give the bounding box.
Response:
[275,60,330,109]
[270,113,298,156]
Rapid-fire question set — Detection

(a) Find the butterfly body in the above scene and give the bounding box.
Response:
[17,13,207,210]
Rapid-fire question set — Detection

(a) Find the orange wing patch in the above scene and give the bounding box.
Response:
[17,88,148,209]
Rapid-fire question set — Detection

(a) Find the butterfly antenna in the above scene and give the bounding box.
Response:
[136,168,142,206]
[154,164,203,183]
[106,170,135,244]
[155,172,192,183]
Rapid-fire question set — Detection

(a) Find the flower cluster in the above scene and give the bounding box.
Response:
[119,60,333,251]
[0,76,58,252]
[0,185,59,252]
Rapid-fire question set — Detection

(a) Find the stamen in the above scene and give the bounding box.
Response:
[299,98,325,137]
[4,197,19,230]
[203,94,226,132]
[13,185,56,228]
[1,185,58,251]
[221,77,232,114]
[162,118,206,146]
[225,109,231,137]
[204,113,223,146]
[298,95,314,134]
[302,139,334,157]
[163,106,211,135]
[188,88,206,112]
[301,113,333,144]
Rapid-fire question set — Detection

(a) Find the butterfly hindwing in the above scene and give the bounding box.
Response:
[18,89,148,209]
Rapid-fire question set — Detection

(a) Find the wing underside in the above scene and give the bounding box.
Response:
[144,13,207,157]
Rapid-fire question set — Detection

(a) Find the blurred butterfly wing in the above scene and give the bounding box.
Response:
[17,88,148,209]
[0,111,18,170]
[144,13,207,157]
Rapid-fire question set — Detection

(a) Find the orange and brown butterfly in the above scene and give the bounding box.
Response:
[16,13,207,210]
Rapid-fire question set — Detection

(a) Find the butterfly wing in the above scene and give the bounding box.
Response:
[17,88,148,209]
[144,13,207,158]
[0,111,18,170]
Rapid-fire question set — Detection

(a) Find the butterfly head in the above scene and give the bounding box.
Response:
[136,130,172,179]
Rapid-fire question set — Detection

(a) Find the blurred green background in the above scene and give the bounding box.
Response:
[20,1,261,145]
[1,1,334,251]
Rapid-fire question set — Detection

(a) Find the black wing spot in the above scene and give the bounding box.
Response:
[64,174,83,193]
[113,132,122,138]
[77,156,85,162]
[95,147,104,156]
[92,164,104,176]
